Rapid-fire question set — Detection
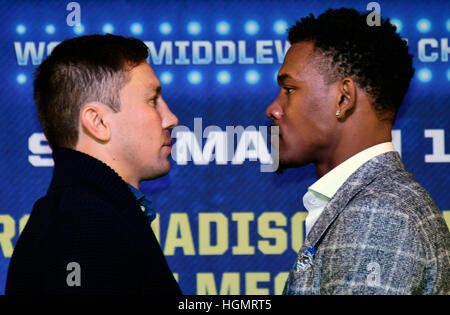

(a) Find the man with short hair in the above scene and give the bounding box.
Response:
[6,34,181,295]
[266,8,450,294]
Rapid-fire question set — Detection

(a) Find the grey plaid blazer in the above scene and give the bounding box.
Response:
[283,151,450,295]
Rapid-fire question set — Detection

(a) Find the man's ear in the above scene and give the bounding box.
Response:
[335,78,356,119]
[79,102,111,143]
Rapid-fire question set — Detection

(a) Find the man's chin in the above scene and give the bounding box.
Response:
[276,156,308,173]
[275,160,291,174]
[142,163,171,181]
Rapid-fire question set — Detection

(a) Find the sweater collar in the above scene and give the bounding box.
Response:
[48,148,136,207]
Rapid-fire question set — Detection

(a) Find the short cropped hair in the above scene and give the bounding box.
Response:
[34,34,149,149]
[288,8,415,122]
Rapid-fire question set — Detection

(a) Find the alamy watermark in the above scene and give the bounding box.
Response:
[66,261,81,287]
[366,2,381,27]
[66,2,81,27]
[366,261,381,287]
[171,118,279,172]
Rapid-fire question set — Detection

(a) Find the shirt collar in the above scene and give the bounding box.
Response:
[308,142,396,200]
[127,183,145,203]
[127,184,156,223]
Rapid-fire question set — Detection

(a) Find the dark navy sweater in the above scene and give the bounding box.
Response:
[6,148,181,295]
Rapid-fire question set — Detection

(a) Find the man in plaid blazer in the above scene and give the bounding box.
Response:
[283,149,449,294]
[266,8,449,295]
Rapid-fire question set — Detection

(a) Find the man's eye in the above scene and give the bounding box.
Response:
[148,97,158,105]
[283,87,294,94]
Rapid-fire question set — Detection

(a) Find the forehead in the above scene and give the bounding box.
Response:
[279,41,317,80]
[127,61,159,92]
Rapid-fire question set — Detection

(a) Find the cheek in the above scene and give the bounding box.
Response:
[282,101,329,149]
[142,113,162,142]
[301,93,334,135]
[123,107,163,149]
[284,99,313,139]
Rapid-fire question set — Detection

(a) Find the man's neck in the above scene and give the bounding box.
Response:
[315,134,392,178]
[75,143,140,189]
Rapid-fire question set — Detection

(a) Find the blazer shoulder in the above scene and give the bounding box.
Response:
[334,169,450,294]
[344,169,449,251]
[356,169,441,218]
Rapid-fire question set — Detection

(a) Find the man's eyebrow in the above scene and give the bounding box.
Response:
[277,73,294,85]
[145,84,161,97]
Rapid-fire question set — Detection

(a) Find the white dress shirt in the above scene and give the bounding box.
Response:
[303,142,396,237]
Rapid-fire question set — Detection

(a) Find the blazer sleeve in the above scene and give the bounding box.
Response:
[319,197,430,295]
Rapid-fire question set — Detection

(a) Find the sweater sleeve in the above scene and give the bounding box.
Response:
[49,205,142,295]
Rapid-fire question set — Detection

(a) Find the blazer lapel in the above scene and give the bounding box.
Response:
[305,151,406,248]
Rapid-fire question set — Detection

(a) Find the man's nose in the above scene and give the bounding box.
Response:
[160,98,179,129]
[266,97,283,121]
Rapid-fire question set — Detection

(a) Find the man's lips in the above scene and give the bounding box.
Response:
[163,138,173,147]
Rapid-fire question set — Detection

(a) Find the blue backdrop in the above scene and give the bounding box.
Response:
[0,0,449,295]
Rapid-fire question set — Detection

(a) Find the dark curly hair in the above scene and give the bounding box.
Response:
[288,8,414,122]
